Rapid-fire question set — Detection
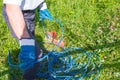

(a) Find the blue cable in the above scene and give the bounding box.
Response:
[8,17,101,80]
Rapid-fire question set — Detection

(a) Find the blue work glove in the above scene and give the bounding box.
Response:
[39,2,52,21]
[39,9,52,21]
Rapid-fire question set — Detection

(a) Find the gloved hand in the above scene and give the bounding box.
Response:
[39,2,52,21]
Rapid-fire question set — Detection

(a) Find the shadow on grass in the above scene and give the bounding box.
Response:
[102,62,120,80]
[65,27,120,52]
[4,49,20,80]
[103,62,120,70]
[0,49,19,80]
[35,34,44,48]
[85,40,120,51]
[0,70,9,77]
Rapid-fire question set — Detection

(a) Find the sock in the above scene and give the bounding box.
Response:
[19,38,35,46]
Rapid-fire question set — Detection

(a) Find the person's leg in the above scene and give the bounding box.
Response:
[22,10,42,59]
[2,5,17,38]
[22,10,42,80]
[2,5,41,80]
[4,4,30,39]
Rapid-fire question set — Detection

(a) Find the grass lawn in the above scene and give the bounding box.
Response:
[0,0,120,80]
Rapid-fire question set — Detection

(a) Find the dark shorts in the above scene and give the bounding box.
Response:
[2,5,35,39]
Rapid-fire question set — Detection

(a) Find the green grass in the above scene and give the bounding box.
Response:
[0,0,120,80]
